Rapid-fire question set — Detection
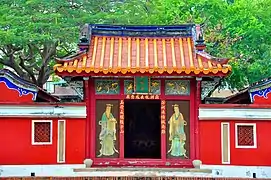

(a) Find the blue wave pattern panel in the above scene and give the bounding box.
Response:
[250,87,271,102]
[0,77,37,100]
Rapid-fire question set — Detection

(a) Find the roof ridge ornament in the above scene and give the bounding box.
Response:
[195,24,206,51]
[78,24,91,51]
[87,24,194,37]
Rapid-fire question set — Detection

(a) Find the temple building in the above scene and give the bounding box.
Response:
[54,24,231,167]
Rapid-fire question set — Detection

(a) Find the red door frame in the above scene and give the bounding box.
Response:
[86,77,197,167]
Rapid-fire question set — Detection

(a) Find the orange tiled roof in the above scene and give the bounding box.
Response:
[54,28,231,75]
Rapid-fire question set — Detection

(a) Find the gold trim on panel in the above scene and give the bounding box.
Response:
[179,38,185,69]
[91,36,98,68]
[171,38,176,69]
[73,59,78,68]
[118,38,122,69]
[57,120,65,163]
[136,38,140,68]
[99,37,106,68]
[82,55,87,69]
[187,38,194,69]
[154,39,158,69]
[162,39,167,68]
[120,100,124,134]
[221,122,230,164]
[145,38,149,68]
[127,38,131,68]
[198,56,203,70]
[109,37,114,69]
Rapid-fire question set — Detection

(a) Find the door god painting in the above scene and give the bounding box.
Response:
[168,104,188,158]
[98,104,119,157]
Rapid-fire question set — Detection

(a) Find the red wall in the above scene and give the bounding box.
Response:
[66,119,86,164]
[0,82,34,102]
[199,120,221,164]
[253,93,271,104]
[0,118,85,165]
[199,120,271,166]
[1,116,271,166]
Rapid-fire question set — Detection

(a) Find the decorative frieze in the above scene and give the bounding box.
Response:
[124,80,134,94]
[150,80,161,95]
[95,80,120,95]
[165,80,190,95]
[124,79,161,95]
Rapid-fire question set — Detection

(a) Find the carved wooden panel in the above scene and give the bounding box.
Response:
[150,80,161,95]
[237,125,254,146]
[124,79,161,95]
[124,80,134,94]
[95,80,120,95]
[34,122,51,143]
[166,101,190,159]
[165,80,190,95]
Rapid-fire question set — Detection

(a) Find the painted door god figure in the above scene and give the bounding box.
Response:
[98,104,119,157]
[168,104,188,158]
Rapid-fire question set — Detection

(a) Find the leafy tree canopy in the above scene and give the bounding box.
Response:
[0,0,131,86]
[0,0,270,90]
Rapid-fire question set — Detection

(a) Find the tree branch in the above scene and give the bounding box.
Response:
[19,44,35,61]
[36,42,58,87]
[4,45,27,80]
[0,57,11,66]
[19,56,38,84]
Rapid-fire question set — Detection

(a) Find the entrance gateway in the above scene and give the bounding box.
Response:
[124,99,161,159]
[54,24,231,167]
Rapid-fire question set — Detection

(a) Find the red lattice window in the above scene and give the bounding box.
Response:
[236,124,256,147]
[33,121,52,144]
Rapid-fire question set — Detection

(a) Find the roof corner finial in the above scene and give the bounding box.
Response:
[78,24,90,51]
[195,24,206,51]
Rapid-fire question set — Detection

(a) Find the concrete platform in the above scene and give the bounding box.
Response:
[73,167,212,177]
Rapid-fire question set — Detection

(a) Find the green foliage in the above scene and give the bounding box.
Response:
[0,0,133,86]
[0,0,270,89]
[103,0,271,90]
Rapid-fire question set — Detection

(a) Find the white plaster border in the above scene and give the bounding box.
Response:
[57,120,66,163]
[0,105,271,120]
[221,122,230,164]
[199,108,271,120]
[0,105,86,118]
[235,123,257,149]
[0,164,271,178]
[31,120,53,145]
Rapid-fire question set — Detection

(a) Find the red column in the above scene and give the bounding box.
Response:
[119,80,125,159]
[89,78,96,159]
[160,79,166,161]
[119,100,125,159]
[161,100,166,161]
[195,77,202,159]
[84,78,91,158]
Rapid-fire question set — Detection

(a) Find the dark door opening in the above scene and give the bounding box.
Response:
[124,100,161,159]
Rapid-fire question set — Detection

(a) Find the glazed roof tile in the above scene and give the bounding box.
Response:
[54,25,231,76]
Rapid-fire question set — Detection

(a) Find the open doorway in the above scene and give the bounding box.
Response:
[124,100,161,159]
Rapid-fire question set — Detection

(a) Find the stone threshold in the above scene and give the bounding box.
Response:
[74,167,212,174]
